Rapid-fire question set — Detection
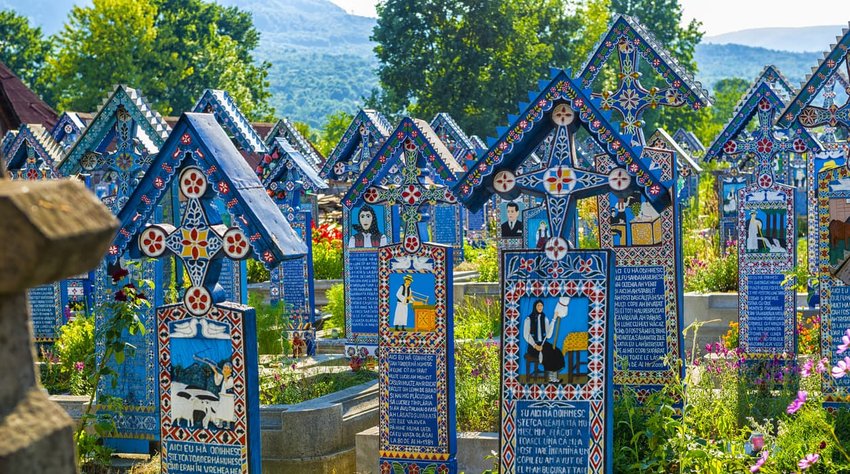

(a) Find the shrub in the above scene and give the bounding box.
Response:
[685,244,739,292]
[455,296,501,340]
[324,283,345,332]
[797,314,820,355]
[455,340,500,432]
[463,242,498,282]
[313,222,343,280]
[246,259,270,284]
[249,292,289,355]
[51,314,96,395]
[259,365,376,405]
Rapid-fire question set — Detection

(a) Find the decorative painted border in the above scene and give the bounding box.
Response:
[158,302,259,473]
[500,250,613,474]
[596,147,683,387]
[818,165,850,405]
[737,182,797,356]
[377,243,455,472]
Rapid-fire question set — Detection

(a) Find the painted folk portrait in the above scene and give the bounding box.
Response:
[519,296,589,385]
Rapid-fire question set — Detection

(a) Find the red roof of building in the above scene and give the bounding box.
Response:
[0,61,57,135]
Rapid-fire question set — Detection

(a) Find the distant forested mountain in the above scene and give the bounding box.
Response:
[1,1,837,127]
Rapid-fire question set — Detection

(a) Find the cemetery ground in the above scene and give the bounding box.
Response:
[34,184,850,472]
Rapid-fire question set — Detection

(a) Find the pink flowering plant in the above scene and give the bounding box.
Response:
[611,319,850,473]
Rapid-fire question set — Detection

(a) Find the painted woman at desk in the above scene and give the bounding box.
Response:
[348,204,387,248]
[523,299,565,383]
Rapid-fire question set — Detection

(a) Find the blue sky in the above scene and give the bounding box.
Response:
[329,0,850,36]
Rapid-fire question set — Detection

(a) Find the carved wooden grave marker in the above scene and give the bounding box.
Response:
[54,84,171,451]
[454,68,666,473]
[118,112,305,472]
[579,14,710,395]
[722,82,819,360]
[343,117,459,472]
[192,89,272,305]
[779,23,850,407]
[258,138,328,355]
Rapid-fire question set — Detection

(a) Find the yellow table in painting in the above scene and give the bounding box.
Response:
[413,304,437,332]
[630,215,662,245]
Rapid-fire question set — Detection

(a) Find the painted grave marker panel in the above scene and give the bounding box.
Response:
[378,243,456,473]
[28,282,62,343]
[818,164,850,408]
[452,70,665,474]
[344,203,392,354]
[596,148,683,392]
[501,250,613,474]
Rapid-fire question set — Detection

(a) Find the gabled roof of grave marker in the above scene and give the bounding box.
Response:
[341,117,463,207]
[430,112,477,165]
[320,109,393,180]
[469,135,486,153]
[264,117,324,172]
[578,15,712,136]
[648,128,701,173]
[2,130,16,156]
[111,112,306,266]
[4,123,63,179]
[778,22,850,128]
[192,89,268,153]
[259,137,328,194]
[50,112,85,149]
[672,128,706,154]
[192,89,268,154]
[705,66,817,162]
[58,85,171,176]
[453,68,666,211]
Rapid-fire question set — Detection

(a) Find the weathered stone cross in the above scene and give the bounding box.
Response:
[489,103,630,259]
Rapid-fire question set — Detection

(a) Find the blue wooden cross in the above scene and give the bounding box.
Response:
[488,103,631,259]
[138,166,252,314]
[721,98,809,189]
[360,138,458,254]
[80,106,154,213]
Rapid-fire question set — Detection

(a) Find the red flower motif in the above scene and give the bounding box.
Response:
[757,138,773,154]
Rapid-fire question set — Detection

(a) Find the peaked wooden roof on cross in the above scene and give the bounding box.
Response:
[720,85,819,189]
[430,112,477,170]
[321,109,393,181]
[258,137,328,218]
[50,112,85,150]
[778,22,850,130]
[342,117,463,254]
[579,14,713,145]
[454,68,668,214]
[192,89,268,154]
[57,85,171,214]
[111,112,306,268]
[264,117,324,173]
[672,128,706,155]
[4,123,63,180]
[705,67,816,166]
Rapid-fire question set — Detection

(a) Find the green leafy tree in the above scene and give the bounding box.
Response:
[46,0,272,120]
[0,9,52,94]
[318,110,354,157]
[372,0,579,136]
[693,77,749,146]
